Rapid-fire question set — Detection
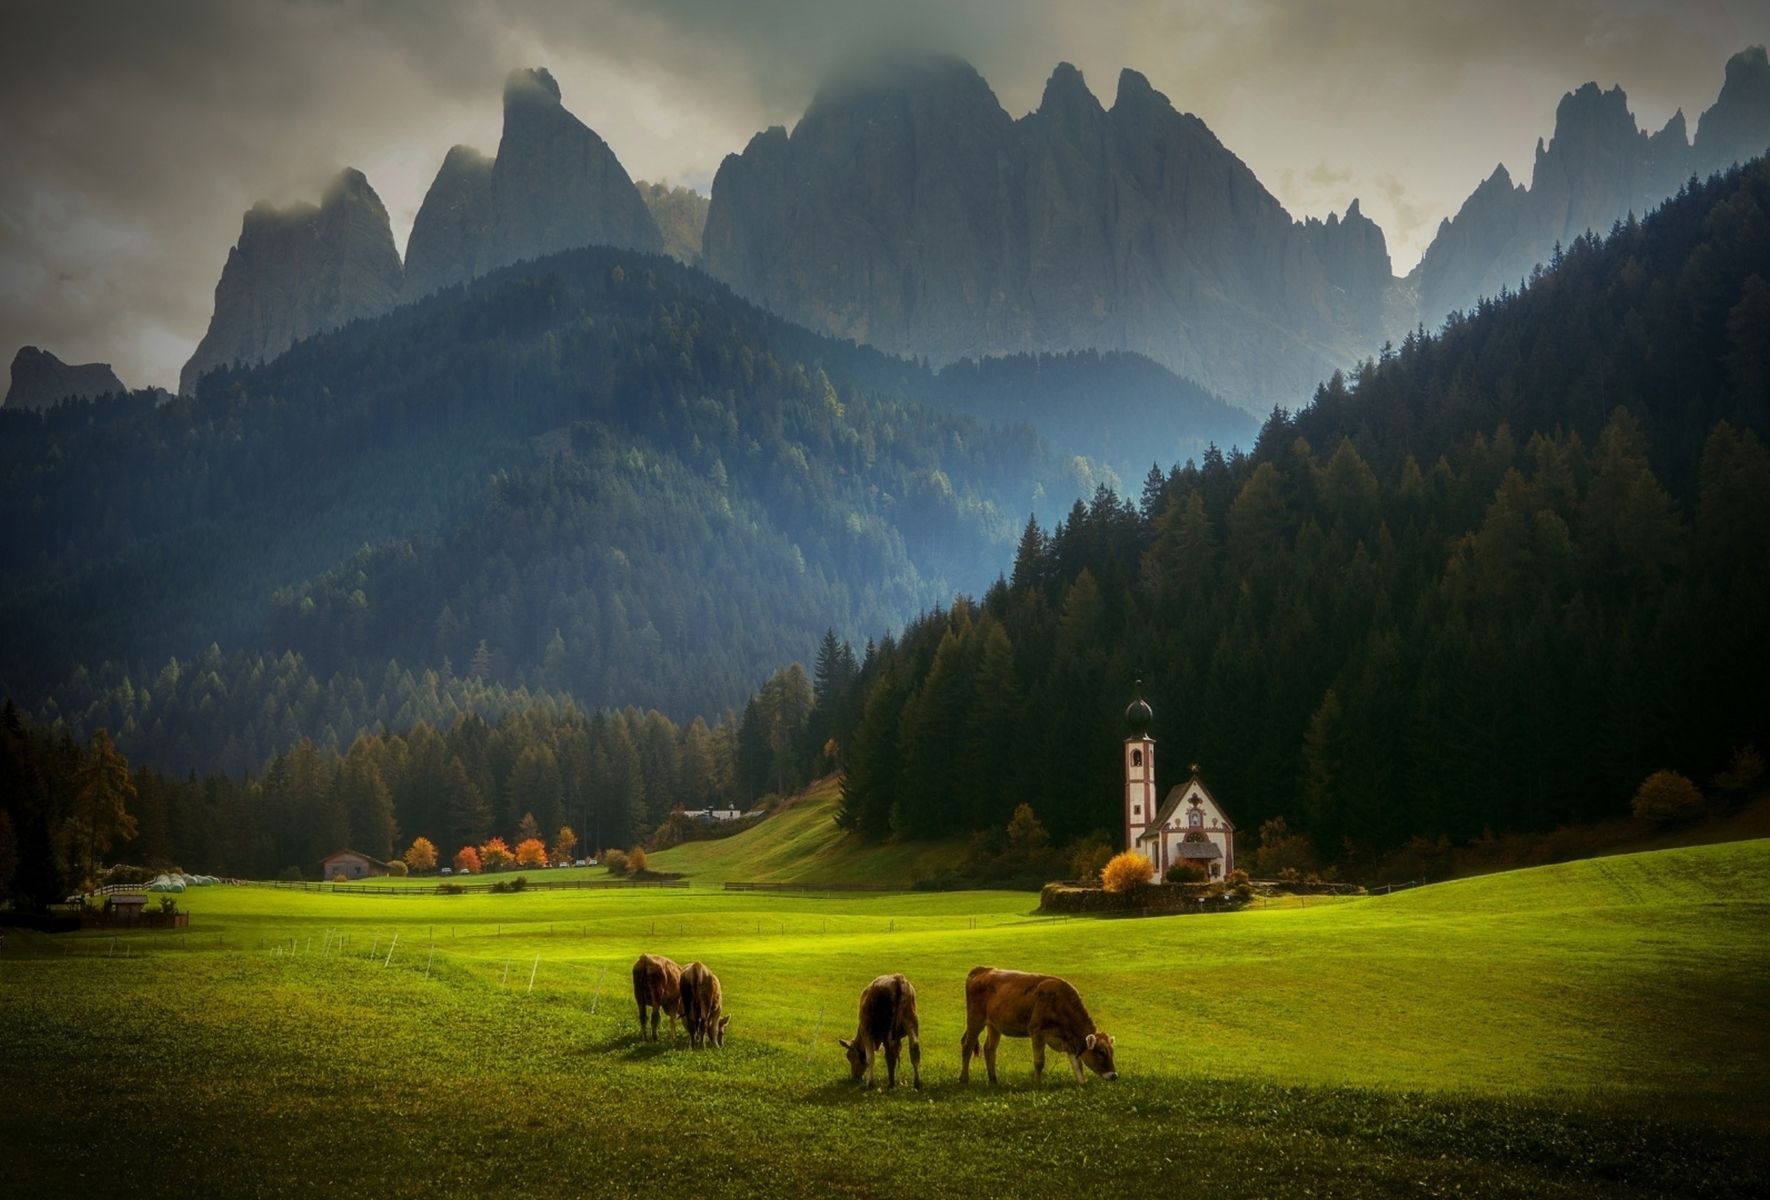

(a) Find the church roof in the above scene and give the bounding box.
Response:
[1140,772,1236,836]
[1175,841,1222,859]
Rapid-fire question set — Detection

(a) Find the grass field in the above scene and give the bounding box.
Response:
[4,838,1767,1198]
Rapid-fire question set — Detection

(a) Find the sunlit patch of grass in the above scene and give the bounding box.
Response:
[3,840,1767,1196]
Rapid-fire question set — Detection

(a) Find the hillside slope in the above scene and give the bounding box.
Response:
[647,776,968,885]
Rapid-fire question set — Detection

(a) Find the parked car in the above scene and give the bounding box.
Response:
[440,867,452,876]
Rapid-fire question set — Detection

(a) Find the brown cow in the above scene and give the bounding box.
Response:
[678,960,729,1049]
[959,966,1118,1085]
[838,973,922,1089]
[632,953,683,1041]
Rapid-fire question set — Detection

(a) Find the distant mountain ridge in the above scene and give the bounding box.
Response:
[1410,45,1770,327]
[703,48,1770,412]
[703,56,1394,412]
[167,47,1770,418]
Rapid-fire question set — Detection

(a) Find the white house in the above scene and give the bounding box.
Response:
[682,808,745,823]
[1122,682,1237,879]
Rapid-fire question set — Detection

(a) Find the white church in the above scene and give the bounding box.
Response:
[1122,681,1237,879]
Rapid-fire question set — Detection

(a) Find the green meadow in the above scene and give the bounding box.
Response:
[4,835,1767,1198]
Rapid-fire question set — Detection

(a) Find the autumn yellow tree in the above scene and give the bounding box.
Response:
[1101,851,1153,893]
[453,845,481,874]
[403,836,438,874]
[552,825,578,865]
[480,837,514,872]
[514,837,548,869]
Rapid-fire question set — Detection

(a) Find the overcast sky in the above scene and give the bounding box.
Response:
[3,0,1767,391]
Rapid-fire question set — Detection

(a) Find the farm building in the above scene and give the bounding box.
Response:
[320,849,391,880]
[1122,682,1237,879]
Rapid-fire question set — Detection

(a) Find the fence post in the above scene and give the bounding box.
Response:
[805,1006,824,1063]
[501,959,511,987]
[590,964,607,1013]
[527,954,540,994]
[425,945,435,979]
[383,932,399,967]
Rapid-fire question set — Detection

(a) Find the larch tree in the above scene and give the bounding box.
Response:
[61,729,138,889]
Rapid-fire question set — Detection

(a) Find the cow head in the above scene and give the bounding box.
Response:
[838,1037,868,1080]
[1080,1032,1118,1080]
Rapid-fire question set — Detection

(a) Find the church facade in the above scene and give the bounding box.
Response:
[1122,683,1236,880]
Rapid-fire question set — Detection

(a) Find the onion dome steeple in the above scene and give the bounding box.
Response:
[1125,679,1153,738]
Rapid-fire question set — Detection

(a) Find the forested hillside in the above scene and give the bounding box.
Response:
[1,248,1081,770]
[827,159,1770,859]
[932,351,1255,495]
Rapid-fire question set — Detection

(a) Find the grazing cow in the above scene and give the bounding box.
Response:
[959,966,1118,1086]
[632,953,683,1041]
[678,960,729,1049]
[838,973,922,1089]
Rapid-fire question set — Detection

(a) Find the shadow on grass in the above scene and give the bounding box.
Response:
[586,1029,689,1059]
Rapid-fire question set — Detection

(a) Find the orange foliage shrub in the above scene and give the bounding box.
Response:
[628,846,649,874]
[480,837,514,872]
[514,837,548,869]
[1101,851,1154,893]
[404,837,438,874]
[453,845,482,874]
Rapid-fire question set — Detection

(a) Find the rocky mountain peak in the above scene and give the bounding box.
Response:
[504,66,562,109]
[1695,45,1770,166]
[1038,62,1100,116]
[1535,82,1642,182]
[402,66,662,305]
[181,167,403,395]
[5,346,127,410]
[403,145,495,299]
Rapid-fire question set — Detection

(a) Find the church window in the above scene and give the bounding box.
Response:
[1188,808,1203,827]
[1131,749,1143,767]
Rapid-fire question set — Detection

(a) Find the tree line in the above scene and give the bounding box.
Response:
[0,656,829,903]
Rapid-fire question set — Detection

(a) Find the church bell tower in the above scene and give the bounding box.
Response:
[1124,680,1156,857]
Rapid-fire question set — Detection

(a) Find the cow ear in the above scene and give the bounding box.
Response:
[1108,1035,1116,1047]
[1085,1033,1097,1050]
[838,1038,852,1049]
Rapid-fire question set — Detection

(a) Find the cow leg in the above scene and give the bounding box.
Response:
[637,997,647,1038]
[864,1040,877,1087]
[908,1029,922,1090]
[959,1024,981,1084]
[1032,1034,1046,1085]
[648,1005,659,1042]
[1069,1053,1087,1085]
[884,1038,899,1089]
[983,1026,1002,1086]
